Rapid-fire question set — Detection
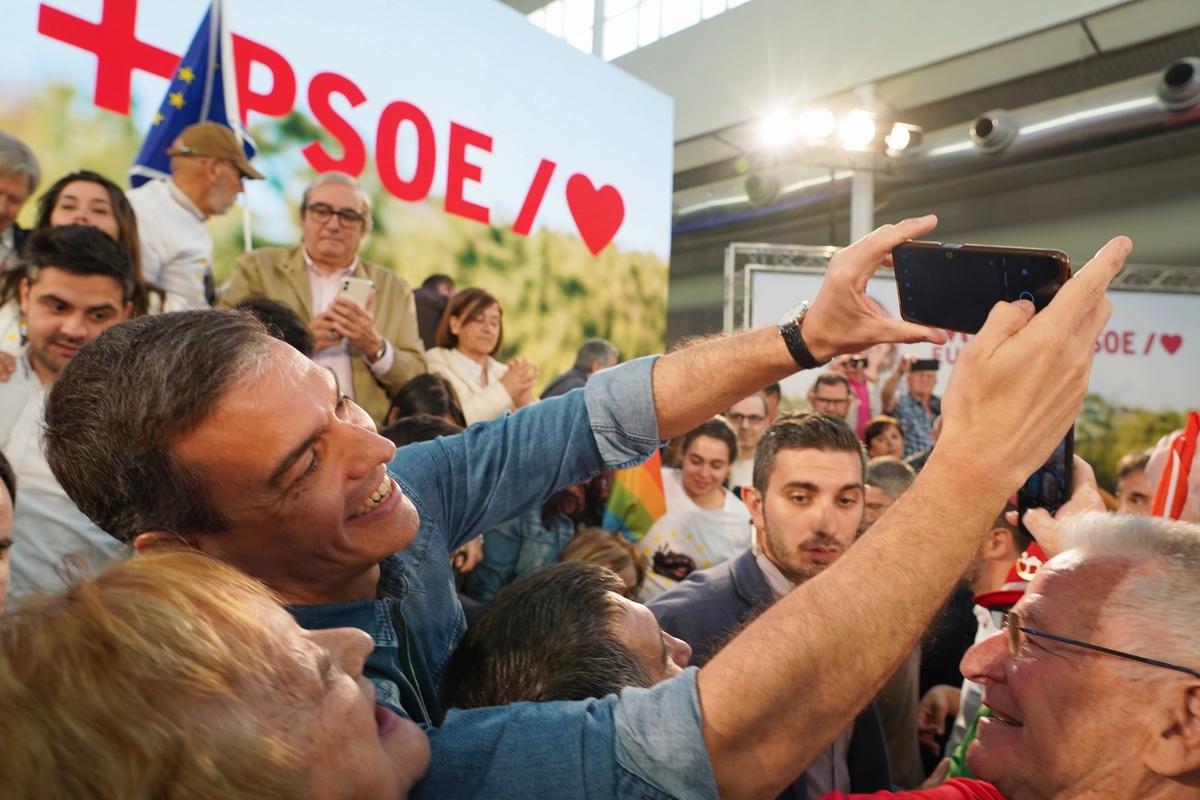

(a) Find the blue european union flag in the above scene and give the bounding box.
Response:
[129,0,256,187]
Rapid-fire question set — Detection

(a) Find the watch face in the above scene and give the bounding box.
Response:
[779,301,809,326]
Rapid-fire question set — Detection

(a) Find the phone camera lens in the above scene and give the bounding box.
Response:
[1021,269,1029,276]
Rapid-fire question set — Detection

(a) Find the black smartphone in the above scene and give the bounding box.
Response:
[892,241,1072,334]
[1018,428,1074,542]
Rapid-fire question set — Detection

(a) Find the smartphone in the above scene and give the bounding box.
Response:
[339,276,375,309]
[1018,428,1074,542]
[892,241,1071,334]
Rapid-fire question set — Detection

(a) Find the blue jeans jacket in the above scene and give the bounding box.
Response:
[470,508,578,603]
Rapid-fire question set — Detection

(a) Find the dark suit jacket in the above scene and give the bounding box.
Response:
[648,548,892,799]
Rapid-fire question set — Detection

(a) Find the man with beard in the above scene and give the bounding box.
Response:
[649,410,889,798]
[0,226,134,596]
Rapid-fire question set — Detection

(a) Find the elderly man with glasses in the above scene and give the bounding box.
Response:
[220,171,426,427]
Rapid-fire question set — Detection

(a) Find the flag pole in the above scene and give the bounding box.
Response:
[217,0,253,253]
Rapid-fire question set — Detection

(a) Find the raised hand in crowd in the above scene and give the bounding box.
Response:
[499,355,539,408]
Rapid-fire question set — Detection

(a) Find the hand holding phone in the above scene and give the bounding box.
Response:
[338,276,375,309]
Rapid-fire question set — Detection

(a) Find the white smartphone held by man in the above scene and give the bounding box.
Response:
[338,276,375,309]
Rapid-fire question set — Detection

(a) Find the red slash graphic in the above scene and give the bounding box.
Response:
[38,0,179,114]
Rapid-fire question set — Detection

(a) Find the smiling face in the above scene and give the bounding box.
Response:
[610,593,691,684]
[249,599,430,798]
[162,339,420,604]
[449,302,501,362]
[680,434,733,507]
[961,555,1174,799]
[48,180,120,240]
[19,267,131,383]
[743,447,863,585]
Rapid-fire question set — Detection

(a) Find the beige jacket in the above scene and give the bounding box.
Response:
[218,246,426,426]
[424,347,520,425]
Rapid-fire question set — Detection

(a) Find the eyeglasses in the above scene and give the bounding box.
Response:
[303,203,367,229]
[1001,611,1200,679]
[811,395,850,407]
[728,412,766,426]
[847,358,868,369]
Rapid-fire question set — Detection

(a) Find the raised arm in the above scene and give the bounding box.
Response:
[651,217,948,439]
[695,234,1131,799]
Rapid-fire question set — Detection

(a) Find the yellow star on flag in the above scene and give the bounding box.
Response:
[178,66,196,84]
[168,92,185,109]
[152,113,164,126]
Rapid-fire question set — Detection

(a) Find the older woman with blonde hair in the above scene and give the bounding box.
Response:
[0,551,428,799]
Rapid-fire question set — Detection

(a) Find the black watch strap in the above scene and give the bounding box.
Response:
[779,306,830,370]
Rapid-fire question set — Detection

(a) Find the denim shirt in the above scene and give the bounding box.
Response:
[470,508,579,602]
[289,358,664,725]
[417,668,717,800]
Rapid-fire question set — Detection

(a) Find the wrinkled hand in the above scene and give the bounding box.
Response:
[0,351,15,382]
[327,296,385,356]
[500,356,539,408]
[918,684,961,755]
[802,216,950,362]
[933,236,1130,495]
[452,536,484,573]
[1006,455,1105,560]
[309,312,343,353]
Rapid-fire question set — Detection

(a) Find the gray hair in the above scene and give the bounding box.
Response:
[0,131,41,195]
[573,338,618,372]
[1059,511,1200,668]
[300,171,373,232]
[865,456,917,498]
[752,410,866,494]
[43,310,274,543]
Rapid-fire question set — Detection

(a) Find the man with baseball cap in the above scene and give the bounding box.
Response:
[127,121,264,309]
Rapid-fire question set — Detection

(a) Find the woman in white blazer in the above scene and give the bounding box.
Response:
[424,287,539,425]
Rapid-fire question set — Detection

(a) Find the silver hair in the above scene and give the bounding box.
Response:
[0,130,41,195]
[1059,511,1200,668]
[573,338,619,372]
[300,171,373,232]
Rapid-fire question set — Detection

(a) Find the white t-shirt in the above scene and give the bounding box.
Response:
[638,467,751,601]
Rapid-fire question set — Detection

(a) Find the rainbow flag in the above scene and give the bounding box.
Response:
[1151,410,1199,519]
[603,450,666,542]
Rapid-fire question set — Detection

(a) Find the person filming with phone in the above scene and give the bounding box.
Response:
[219,171,426,427]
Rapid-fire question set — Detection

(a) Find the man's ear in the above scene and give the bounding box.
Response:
[132,530,205,555]
[18,277,30,316]
[981,527,1011,560]
[1144,683,1200,778]
[742,485,765,533]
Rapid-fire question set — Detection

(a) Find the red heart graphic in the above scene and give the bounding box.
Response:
[566,174,624,256]
[1161,334,1183,355]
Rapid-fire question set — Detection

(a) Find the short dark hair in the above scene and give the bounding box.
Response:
[435,287,501,354]
[233,296,314,357]
[763,383,781,399]
[573,338,619,372]
[387,374,467,428]
[681,416,738,465]
[0,449,16,505]
[753,410,866,494]
[813,372,850,393]
[1116,450,1151,481]
[43,311,274,543]
[379,414,462,448]
[20,225,135,303]
[863,416,903,450]
[440,561,651,710]
[421,274,454,291]
[865,456,916,497]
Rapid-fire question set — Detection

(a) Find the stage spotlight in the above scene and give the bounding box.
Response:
[796,108,836,142]
[885,122,923,152]
[838,110,876,150]
[761,109,795,146]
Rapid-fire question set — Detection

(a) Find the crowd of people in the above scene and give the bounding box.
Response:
[1,121,1198,800]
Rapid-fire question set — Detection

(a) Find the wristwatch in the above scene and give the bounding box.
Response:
[365,341,387,364]
[778,301,830,370]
